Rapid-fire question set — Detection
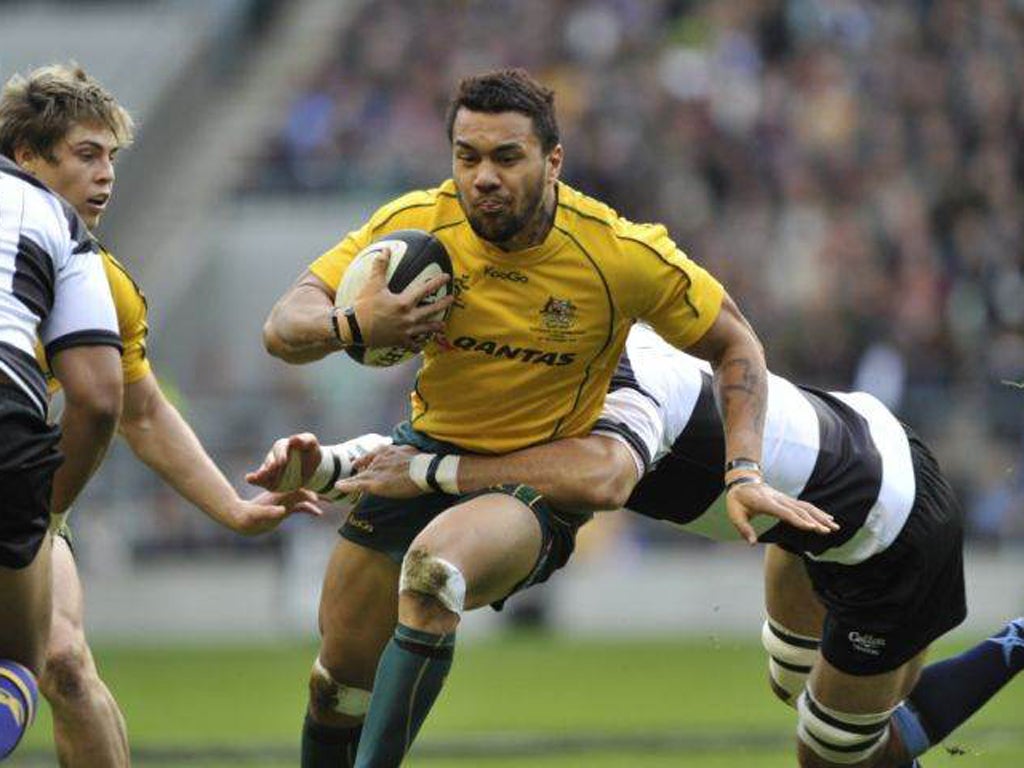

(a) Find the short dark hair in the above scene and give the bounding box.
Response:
[445,68,560,154]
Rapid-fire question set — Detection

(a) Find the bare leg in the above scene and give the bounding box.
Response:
[764,544,825,637]
[311,539,400,725]
[402,492,544,628]
[762,544,826,706]
[303,538,399,767]
[0,532,52,760]
[40,536,129,768]
[355,493,544,768]
[797,651,927,768]
[0,534,52,672]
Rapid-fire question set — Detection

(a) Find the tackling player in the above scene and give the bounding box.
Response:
[260,68,830,767]
[0,63,317,767]
[295,324,1023,768]
[0,144,122,758]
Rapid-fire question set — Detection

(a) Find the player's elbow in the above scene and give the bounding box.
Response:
[71,383,123,432]
[583,470,635,510]
[574,438,638,510]
[59,352,124,429]
[262,315,301,362]
[262,317,288,359]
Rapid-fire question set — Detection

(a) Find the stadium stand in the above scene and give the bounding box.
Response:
[242,0,1024,545]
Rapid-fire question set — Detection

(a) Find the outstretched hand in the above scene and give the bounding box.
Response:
[726,481,838,545]
[246,433,323,491]
[228,489,322,535]
[333,444,423,499]
[351,248,454,350]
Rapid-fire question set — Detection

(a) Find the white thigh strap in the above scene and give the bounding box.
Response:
[761,618,820,668]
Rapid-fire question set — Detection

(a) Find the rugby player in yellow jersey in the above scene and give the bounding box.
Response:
[260,69,826,767]
[1,63,316,768]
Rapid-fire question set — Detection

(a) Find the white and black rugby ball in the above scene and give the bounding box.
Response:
[335,229,452,367]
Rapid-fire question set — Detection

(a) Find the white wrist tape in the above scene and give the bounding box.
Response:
[409,453,434,493]
[435,455,461,495]
[309,450,345,496]
[310,433,393,500]
[408,453,460,495]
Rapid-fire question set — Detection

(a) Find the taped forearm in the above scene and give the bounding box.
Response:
[304,434,394,499]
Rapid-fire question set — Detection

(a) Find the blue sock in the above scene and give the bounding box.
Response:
[354,623,455,768]
[892,618,1024,759]
[0,660,38,760]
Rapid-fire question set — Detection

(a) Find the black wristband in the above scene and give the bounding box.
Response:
[425,453,445,494]
[329,308,346,345]
[315,452,343,495]
[343,306,364,347]
[726,457,762,475]
[725,474,762,493]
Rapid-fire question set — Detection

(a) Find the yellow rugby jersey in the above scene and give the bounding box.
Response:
[311,180,723,454]
[40,248,150,393]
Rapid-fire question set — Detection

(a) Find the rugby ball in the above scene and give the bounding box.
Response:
[334,229,452,367]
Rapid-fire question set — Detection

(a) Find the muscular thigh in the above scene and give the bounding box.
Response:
[411,493,542,611]
[809,650,927,715]
[0,535,52,670]
[318,538,400,688]
[764,544,825,637]
[797,650,928,767]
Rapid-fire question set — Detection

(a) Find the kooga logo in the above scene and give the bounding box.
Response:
[483,265,528,283]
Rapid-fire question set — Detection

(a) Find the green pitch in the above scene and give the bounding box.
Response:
[14,634,1024,766]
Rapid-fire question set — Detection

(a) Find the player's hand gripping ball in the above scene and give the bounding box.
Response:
[335,229,453,367]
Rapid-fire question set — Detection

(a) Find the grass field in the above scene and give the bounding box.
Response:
[12,634,1023,766]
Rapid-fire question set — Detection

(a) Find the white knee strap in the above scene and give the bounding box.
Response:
[797,688,894,765]
[761,619,819,706]
[399,550,466,615]
[311,658,371,717]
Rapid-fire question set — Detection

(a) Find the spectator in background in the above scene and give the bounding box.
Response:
[243,0,1024,541]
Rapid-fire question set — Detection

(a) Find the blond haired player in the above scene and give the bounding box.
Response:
[0,63,315,767]
[261,68,832,767]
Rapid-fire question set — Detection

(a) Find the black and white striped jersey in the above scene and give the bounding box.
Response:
[594,325,917,565]
[0,155,121,416]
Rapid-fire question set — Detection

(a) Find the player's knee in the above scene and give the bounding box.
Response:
[761,618,819,708]
[399,547,466,621]
[796,688,894,767]
[307,657,371,725]
[40,641,95,705]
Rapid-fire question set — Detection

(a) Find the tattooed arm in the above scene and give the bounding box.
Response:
[687,292,767,472]
[686,293,830,544]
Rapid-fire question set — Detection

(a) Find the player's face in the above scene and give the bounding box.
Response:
[17,122,119,229]
[451,108,562,249]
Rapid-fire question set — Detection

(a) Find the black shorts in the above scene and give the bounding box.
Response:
[807,431,966,675]
[0,384,63,568]
[340,422,589,609]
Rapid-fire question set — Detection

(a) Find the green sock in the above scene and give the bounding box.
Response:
[301,713,360,767]
[354,623,455,767]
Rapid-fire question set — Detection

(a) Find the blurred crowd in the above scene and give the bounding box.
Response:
[241,0,1024,541]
